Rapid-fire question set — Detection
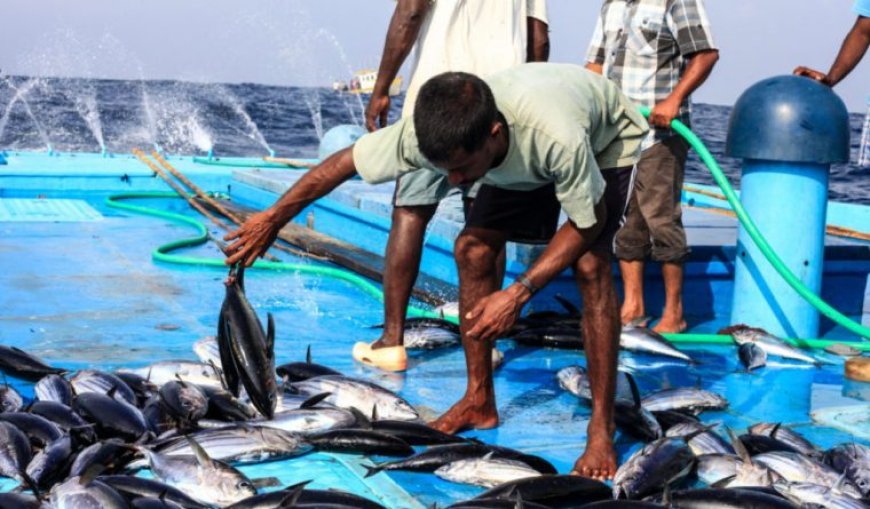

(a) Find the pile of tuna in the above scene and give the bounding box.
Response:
[0,268,864,508]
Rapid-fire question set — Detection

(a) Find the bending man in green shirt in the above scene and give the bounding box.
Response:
[224,63,647,479]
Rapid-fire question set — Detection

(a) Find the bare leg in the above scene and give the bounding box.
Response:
[430,227,506,433]
[618,259,646,326]
[653,261,687,333]
[572,250,620,481]
[372,204,438,349]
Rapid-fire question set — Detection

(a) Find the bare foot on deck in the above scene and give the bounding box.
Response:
[371,335,401,349]
[620,301,647,327]
[653,316,687,334]
[429,396,499,434]
[571,421,617,481]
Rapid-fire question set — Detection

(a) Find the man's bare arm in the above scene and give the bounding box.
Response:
[649,49,719,127]
[794,16,870,87]
[367,0,430,130]
[224,147,357,266]
[527,17,550,62]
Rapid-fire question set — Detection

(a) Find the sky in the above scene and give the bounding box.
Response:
[1,0,867,111]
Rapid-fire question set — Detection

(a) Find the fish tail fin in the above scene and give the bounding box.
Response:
[624,371,642,409]
[362,463,383,478]
[20,472,40,499]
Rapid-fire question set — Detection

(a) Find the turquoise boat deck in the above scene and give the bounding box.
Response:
[0,151,868,507]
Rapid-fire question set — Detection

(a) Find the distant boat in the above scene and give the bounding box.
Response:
[348,69,402,96]
[332,80,349,92]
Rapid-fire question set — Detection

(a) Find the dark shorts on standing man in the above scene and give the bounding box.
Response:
[614,135,690,263]
[465,165,635,251]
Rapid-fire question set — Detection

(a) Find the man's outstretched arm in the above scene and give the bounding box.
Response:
[794,16,870,86]
[366,0,430,131]
[224,147,357,266]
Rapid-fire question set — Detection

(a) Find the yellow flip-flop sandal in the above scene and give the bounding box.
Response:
[352,341,408,372]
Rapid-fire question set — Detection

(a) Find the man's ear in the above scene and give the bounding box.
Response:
[490,120,502,139]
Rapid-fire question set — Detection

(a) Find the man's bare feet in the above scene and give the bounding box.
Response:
[371,332,402,349]
[429,396,499,434]
[653,316,687,334]
[620,298,647,326]
[571,420,617,481]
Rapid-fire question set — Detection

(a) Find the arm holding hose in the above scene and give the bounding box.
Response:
[649,50,719,127]
[224,147,357,266]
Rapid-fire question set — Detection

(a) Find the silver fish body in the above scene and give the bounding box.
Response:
[219,266,278,419]
[403,327,460,349]
[620,326,695,363]
[613,436,696,499]
[754,451,862,498]
[159,380,209,424]
[49,476,130,509]
[435,456,541,488]
[748,422,820,458]
[731,329,820,365]
[34,374,74,405]
[292,375,419,421]
[154,425,313,464]
[640,387,728,414]
[0,421,31,483]
[665,422,734,456]
[556,365,633,403]
[0,386,23,413]
[825,442,870,496]
[696,453,741,485]
[70,370,137,405]
[118,361,223,389]
[254,408,357,434]
[193,336,221,368]
[774,481,867,509]
[139,447,256,506]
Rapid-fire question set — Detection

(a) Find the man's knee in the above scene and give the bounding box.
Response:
[392,203,438,226]
[455,229,503,273]
[575,251,611,283]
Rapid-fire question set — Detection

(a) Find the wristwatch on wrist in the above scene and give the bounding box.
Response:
[515,274,539,296]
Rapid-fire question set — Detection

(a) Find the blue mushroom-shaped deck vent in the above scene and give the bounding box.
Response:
[725,75,850,164]
[725,75,852,338]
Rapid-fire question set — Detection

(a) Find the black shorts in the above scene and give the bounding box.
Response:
[465,166,635,251]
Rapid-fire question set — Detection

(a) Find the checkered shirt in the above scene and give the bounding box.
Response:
[587,0,717,148]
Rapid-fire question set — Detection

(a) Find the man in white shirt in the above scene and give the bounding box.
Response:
[355,0,550,372]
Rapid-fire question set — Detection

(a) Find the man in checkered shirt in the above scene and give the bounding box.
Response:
[586,0,719,338]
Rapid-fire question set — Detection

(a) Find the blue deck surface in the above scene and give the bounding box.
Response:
[0,152,868,507]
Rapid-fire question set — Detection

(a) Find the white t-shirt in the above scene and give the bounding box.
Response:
[402,0,548,117]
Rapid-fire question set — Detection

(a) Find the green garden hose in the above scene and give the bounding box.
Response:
[104,192,441,320]
[105,191,869,352]
[642,107,870,340]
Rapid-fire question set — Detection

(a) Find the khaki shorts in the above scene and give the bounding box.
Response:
[393,169,480,207]
[614,135,690,263]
